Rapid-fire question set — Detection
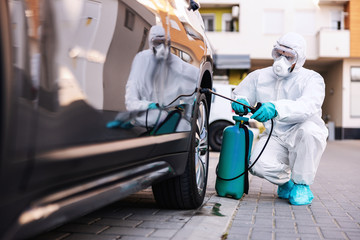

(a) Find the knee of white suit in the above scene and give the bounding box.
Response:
[291,120,328,147]
[286,121,327,185]
[249,158,291,186]
[250,120,327,186]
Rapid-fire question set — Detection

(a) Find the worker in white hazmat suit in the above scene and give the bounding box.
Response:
[231,32,328,205]
[108,25,198,131]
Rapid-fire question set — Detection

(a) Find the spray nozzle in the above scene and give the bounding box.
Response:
[199,88,210,94]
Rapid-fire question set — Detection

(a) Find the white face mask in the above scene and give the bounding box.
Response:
[154,44,169,60]
[272,56,294,78]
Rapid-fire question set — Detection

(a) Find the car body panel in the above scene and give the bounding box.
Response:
[0,0,212,238]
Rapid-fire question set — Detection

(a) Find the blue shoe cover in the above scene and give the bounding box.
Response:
[277,180,295,199]
[289,184,314,205]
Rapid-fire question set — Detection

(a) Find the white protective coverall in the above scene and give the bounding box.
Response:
[233,32,328,185]
[124,25,199,129]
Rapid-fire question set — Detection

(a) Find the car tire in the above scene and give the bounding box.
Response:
[209,121,232,152]
[152,93,209,209]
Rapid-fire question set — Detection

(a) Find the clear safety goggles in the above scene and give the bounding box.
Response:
[271,45,298,64]
[152,36,166,47]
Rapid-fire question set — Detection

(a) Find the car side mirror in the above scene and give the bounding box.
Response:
[188,0,199,11]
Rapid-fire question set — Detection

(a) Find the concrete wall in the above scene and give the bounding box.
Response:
[322,61,343,127]
[201,0,346,60]
[200,0,360,138]
[318,29,350,57]
[321,58,360,137]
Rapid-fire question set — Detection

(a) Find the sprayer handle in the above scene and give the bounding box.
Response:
[250,102,262,114]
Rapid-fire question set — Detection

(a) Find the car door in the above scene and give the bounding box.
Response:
[0,0,39,235]
[1,0,211,237]
[21,0,199,192]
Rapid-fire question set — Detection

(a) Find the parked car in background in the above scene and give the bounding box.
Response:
[209,82,260,151]
[0,0,212,238]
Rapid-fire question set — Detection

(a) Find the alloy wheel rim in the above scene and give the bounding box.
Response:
[195,100,208,195]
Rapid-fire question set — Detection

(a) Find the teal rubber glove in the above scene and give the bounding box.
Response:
[106,120,133,129]
[148,103,159,109]
[250,102,277,122]
[231,99,250,115]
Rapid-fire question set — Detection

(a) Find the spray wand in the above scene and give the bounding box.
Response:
[200,88,262,114]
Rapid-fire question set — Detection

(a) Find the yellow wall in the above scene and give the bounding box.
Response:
[349,0,360,57]
[199,8,238,32]
[229,70,247,85]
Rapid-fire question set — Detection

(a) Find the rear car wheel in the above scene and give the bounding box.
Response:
[152,94,209,209]
[209,121,232,152]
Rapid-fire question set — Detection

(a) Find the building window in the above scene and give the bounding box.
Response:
[222,13,235,32]
[125,8,135,31]
[331,10,343,30]
[350,67,360,117]
[170,47,193,63]
[263,10,284,34]
[201,14,215,32]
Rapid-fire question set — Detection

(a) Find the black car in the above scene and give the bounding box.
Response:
[0,0,213,238]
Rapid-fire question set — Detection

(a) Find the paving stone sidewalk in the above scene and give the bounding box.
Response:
[32,151,237,240]
[226,140,360,240]
[32,141,360,240]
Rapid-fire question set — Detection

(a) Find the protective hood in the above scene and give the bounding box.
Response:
[276,32,306,72]
[148,25,166,49]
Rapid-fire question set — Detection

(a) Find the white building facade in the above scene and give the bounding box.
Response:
[199,0,360,139]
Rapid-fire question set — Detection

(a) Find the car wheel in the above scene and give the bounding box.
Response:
[152,93,209,209]
[209,121,232,152]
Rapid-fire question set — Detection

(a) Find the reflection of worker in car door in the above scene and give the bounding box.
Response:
[125,25,172,112]
[108,25,199,130]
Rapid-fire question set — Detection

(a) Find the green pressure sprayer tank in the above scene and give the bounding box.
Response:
[215,115,253,199]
